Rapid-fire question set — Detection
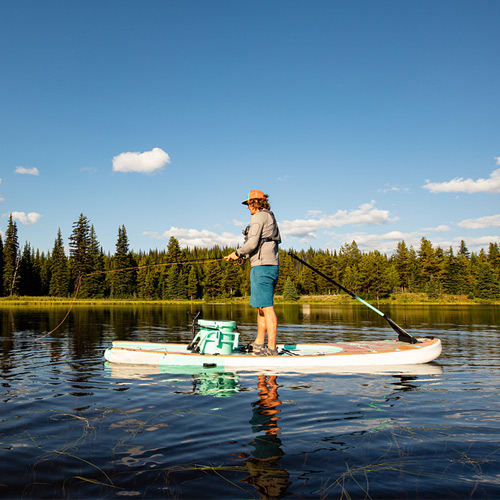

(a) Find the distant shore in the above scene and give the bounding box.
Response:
[0,294,497,307]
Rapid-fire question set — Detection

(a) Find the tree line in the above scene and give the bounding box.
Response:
[1,213,499,301]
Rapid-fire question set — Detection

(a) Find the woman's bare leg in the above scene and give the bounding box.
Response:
[255,306,277,350]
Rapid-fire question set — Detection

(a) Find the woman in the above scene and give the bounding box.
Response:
[225,190,281,356]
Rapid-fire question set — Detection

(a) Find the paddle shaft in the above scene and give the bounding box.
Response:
[288,252,418,344]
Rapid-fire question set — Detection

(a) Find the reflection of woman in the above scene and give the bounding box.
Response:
[224,190,281,357]
[250,375,282,437]
[243,375,290,499]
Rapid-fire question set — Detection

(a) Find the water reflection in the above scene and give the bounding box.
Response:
[2,302,500,347]
[243,375,291,499]
[103,364,444,500]
[106,362,243,398]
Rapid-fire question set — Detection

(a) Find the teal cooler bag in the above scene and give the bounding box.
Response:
[197,320,239,355]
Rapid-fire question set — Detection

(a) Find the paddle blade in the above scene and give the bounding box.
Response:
[384,316,418,344]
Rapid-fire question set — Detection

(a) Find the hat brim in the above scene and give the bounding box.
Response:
[242,191,267,205]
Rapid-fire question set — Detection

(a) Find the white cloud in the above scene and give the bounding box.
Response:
[423,163,500,194]
[0,196,4,202]
[280,201,398,239]
[142,221,499,255]
[421,224,450,232]
[458,214,500,229]
[81,167,97,174]
[457,235,500,249]
[144,227,241,249]
[416,235,500,254]
[112,147,170,173]
[15,166,40,176]
[11,211,42,225]
[327,231,420,254]
[326,229,498,254]
[379,183,410,194]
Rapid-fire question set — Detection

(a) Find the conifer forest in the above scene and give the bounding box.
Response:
[1,213,500,302]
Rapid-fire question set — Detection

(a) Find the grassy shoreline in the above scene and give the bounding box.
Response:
[0,294,498,307]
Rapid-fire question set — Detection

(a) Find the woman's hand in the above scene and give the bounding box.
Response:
[224,251,239,262]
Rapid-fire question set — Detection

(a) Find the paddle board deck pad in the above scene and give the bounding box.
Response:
[104,337,441,371]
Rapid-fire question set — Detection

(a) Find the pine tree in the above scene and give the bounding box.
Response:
[474,261,500,299]
[488,243,500,281]
[441,247,457,294]
[111,225,137,298]
[275,251,296,294]
[85,225,105,297]
[0,234,3,296]
[458,240,471,259]
[222,261,242,297]
[442,247,472,295]
[455,254,473,295]
[240,262,251,296]
[393,241,412,291]
[19,243,39,296]
[386,264,399,297]
[315,251,337,294]
[49,229,70,297]
[3,215,20,296]
[358,251,392,299]
[417,237,442,291]
[338,241,362,277]
[187,266,199,300]
[177,269,187,299]
[203,261,223,299]
[426,274,442,299]
[164,265,182,299]
[299,264,316,294]
[283,276,299,301]
[69,213,92,293]
[338,241,362,293]
[137,254,158,299]
[343,264,359,293]
[32,249,44,295]
[407,245,419,292]
[166,236,182,263]
[35,251,51,296]
[163,236,184,299]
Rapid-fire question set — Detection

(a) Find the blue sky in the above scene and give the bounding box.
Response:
[1,0,499,256]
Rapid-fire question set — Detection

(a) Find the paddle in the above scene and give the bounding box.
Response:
[288,252,418,344]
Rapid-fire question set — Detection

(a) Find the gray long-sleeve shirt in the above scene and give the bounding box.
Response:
[236,210,280,267]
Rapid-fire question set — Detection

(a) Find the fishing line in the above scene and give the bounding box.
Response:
[35,257,232,341]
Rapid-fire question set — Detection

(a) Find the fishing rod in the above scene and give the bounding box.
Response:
[37,256,242,341]
[288,252,418,344]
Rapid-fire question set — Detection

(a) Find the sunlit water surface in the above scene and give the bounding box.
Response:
[1,304,500,499]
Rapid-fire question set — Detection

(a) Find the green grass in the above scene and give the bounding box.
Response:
[0,293,497,307]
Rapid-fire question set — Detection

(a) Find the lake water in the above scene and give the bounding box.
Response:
[1,303,500,499]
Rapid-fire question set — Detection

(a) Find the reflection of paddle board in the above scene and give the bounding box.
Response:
[104,362,241,397]
[106,363,241,397]
[105,360,443,379]
[104,337,442,373]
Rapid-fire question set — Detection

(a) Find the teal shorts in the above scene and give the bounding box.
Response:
[250,265,279,308]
